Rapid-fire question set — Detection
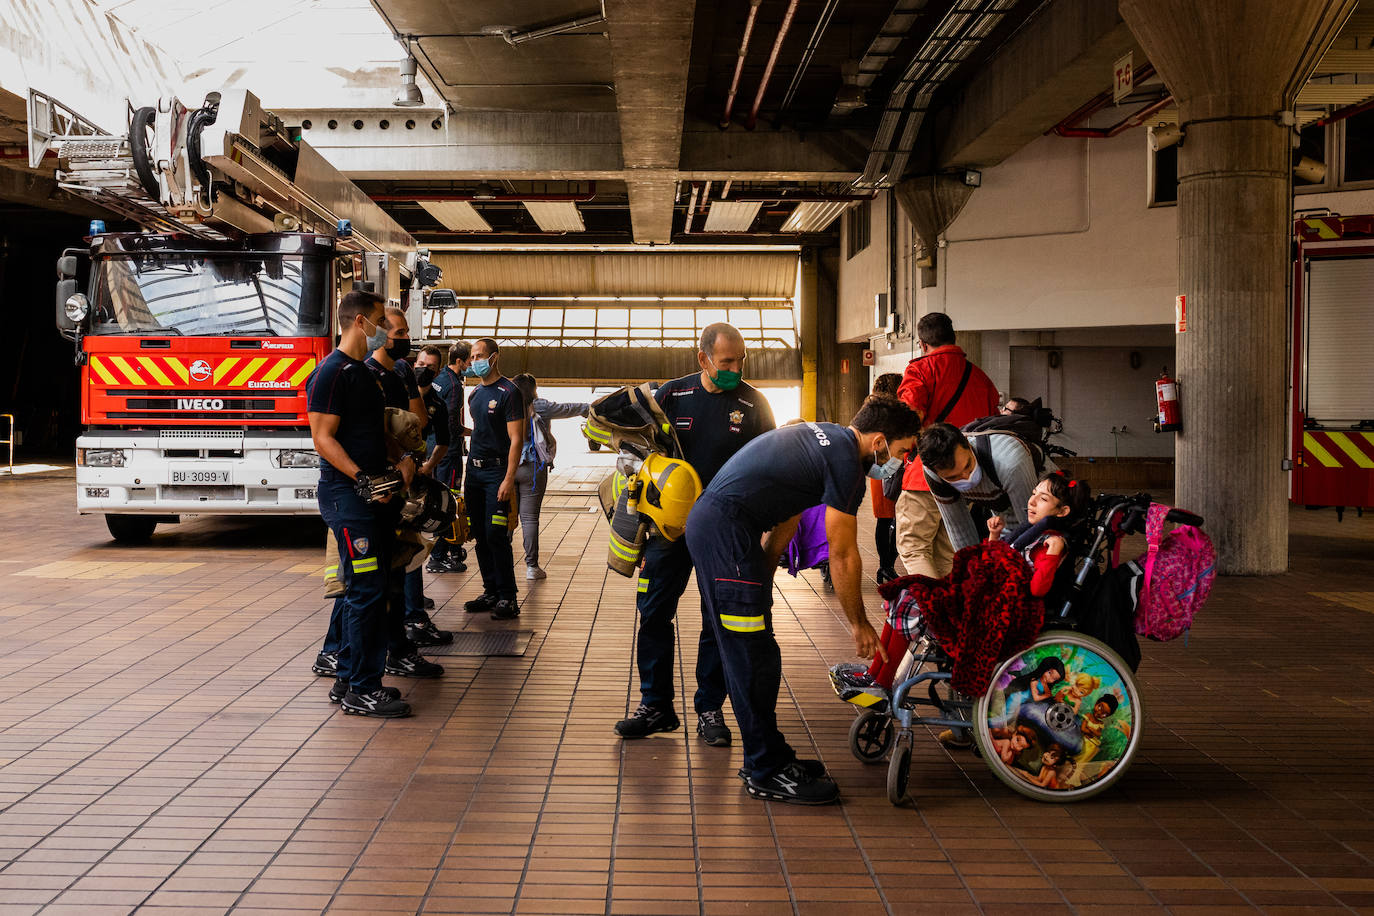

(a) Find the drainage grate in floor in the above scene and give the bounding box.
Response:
[421,629,533,656]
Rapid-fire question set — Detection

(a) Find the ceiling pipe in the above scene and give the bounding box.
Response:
[721,0,763,129]
[498,2,606,45]
[683,182,702,233]
[1317,94,1374,126]
[371,183,597,203]
[776,0,842,118]
[1051,95,1172,139]
[733,192,876,202]
[1048,63,1168,138]
[745,0,800,130]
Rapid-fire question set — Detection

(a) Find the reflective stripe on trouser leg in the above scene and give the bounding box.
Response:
[466,464,517,599]
[634,536,692,708]
[684,497,794,778]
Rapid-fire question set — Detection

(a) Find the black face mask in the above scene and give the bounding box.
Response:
[414,366,436,388]
[385,338,411,361]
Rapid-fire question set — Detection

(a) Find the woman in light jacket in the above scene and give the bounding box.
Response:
[512,374,590,580]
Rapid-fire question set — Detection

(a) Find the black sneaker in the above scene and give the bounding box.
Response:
[696,709,732,747]
[489,598,520,620]
[385,652,445,678]
[423,596,435,610]
[330,678,401,704]
[311,651,338,677]
[341,688,412,718]
[744,761,840,805]
[614,703,680,738]
[426,555,465,574]
[463,593,498,613]
[737,759,828,781]
[405,619,454,646]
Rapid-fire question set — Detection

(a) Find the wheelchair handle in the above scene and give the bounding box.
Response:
[1166,508,1204,527]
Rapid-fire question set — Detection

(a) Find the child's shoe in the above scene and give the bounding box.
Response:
[828,663,891,713]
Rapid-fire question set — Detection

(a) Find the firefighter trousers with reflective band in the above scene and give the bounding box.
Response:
[685,492,796,779]
[430,449,463,561]
[465,463,517,600]
[634,535,727,713]
[317,474,397,693]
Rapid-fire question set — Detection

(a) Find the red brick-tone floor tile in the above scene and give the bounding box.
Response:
[2,475,1374,914]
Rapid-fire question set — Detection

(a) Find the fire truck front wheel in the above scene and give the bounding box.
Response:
[105,515,159,543]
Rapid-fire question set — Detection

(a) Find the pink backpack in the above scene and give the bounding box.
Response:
[1134,503,1215,641]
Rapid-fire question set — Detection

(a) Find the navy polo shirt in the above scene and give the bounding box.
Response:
[364,356,418,410]
[467,377,524,464]
[306,349,387,482]
[705,422,866,536]
[654,374,776,488]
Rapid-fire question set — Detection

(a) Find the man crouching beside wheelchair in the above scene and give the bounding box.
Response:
[830,422,1091,747]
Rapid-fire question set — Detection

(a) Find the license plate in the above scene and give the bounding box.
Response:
[170,465,231,484]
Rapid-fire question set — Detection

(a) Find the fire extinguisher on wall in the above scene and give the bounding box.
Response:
[1154,369,1181,433]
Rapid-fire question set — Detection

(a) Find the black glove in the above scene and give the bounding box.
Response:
[355,469,404,503]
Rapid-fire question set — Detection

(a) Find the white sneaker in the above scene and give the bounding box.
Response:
[526,566,547,580]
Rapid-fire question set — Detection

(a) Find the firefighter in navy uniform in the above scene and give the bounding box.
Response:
[462,337,526,620]
[615,323,776,747]
[427,341,472,573]
[686,397,922,803]
[363,305,446,679]
[305,290,414,719]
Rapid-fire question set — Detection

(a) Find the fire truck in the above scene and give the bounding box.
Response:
[1291,214,1374,519]
[43,89,425,541]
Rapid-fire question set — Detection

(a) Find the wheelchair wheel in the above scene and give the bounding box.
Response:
[972,630,1142,803]
[848,710,894,764]
[886,742,912,805]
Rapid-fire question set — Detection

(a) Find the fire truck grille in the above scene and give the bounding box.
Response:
[100,389,301,421]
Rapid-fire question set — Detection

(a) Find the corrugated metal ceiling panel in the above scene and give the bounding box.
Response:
[420,201,492,232]
[430,252,798,297]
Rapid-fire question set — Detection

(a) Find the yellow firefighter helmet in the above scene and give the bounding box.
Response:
[633,454,702,541]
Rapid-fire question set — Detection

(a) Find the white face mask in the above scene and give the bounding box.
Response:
[949,462,984,493]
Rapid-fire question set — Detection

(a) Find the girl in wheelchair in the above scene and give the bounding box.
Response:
[830,471,1091,710]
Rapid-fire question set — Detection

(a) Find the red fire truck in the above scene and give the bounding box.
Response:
[1291,214,1374,519]
[46,89,423,540]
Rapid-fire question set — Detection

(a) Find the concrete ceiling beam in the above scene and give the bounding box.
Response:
[936,0,1143,170]
[604,0,696,243]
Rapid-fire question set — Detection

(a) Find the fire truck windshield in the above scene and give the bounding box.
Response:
[90,251,328,337]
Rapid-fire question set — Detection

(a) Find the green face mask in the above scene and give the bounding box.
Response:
[711,368,742,391]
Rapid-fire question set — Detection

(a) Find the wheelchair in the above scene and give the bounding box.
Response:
[843,492,1202,805]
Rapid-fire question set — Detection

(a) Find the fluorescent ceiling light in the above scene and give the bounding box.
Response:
[523,201,585,232]
[780,200,851,233]
[419,201,491,232]
[703,200,763,233]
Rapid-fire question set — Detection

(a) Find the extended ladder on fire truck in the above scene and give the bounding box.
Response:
[33,88,426,542]
[29,88,416,271]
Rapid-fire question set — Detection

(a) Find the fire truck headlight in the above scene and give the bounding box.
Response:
[64,293,90,323]
[277,449,321,469]
[79,448,126,468]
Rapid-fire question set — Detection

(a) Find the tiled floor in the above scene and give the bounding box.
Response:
[2,469,1373,915]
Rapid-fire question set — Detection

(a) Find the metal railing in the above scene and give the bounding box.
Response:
[0,414,13,475]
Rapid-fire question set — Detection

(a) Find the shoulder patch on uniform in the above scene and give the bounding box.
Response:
[351,536,370,555]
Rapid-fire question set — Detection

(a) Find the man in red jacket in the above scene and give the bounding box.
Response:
[894,312,1000,578]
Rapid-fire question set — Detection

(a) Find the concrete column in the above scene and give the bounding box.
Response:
[798,248,819,421]
[1120,0,1355,574]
